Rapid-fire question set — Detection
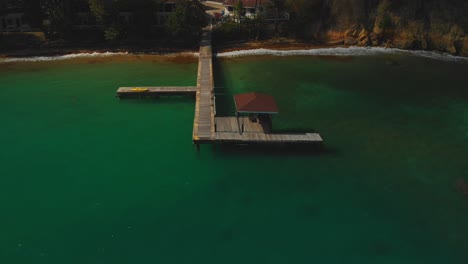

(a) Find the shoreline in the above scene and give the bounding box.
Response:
[0,38,348,58]
[1,39,467,62]
[0,46,198,59]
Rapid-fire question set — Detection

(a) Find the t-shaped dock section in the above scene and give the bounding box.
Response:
[117,27,323,149]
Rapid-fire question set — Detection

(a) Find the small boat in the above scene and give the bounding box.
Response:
[130,88,149,92]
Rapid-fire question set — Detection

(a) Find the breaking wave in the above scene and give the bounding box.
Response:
[0,51,199,63]
[1,47,466,63]
[216,47,468,62]
[0,52,129,63]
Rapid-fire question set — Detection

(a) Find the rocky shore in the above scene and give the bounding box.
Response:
[289,0,468,57]
[2,39,467,63]
[2,32,466,61]
[319,24,467,57]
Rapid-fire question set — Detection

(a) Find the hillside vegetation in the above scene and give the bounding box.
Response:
[286,0,468,55]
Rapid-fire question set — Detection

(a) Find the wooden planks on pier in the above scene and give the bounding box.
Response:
[215,116,323,145]
[215,132,323,144]
[117,86,197,98]
[193,28,215,143]
[215,117,268,134]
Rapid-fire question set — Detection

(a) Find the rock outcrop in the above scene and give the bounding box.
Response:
[288,0,468,56]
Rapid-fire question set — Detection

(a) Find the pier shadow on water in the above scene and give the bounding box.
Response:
[214,143,339,158]
[213,58,236,116]
[116,95,195,105]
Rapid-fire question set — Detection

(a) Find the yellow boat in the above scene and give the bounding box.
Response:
[130,88,149,92]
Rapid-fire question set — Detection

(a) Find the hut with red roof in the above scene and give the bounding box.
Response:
[234,92,278,129]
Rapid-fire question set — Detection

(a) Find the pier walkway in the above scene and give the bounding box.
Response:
[116,87,197,98]
[193,29,215,143]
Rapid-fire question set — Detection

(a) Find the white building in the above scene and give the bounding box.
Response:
[223,0,271,19]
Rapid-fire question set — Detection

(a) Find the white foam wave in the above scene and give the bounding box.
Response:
[2,47,465,63]
[216,47,468,62]
[0,51,200,63]
[406,49,467,61]
[0,51,129,63]
[153,51,199,57]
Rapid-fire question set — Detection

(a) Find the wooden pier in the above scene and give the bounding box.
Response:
[116,86,197,98]
[117,27,323,148]
[193,29,216,143]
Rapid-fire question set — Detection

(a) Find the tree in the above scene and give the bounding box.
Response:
[167,0,207,39]
[104,24,122,40]
[88,0,107,23]
[234,0,243,24]
[88,0,123,41]
[376,0,393,39]
[269,0,285,34]
[40,0,73,38]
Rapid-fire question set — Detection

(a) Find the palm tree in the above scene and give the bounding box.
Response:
[234,0,243,24]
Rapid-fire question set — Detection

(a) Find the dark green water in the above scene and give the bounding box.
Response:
[1,54,468,263]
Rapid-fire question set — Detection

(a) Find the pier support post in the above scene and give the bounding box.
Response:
[196,143,200,152]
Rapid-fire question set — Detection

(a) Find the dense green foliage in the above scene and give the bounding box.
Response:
[213,21,250,42]
[1,0,207,44]
[285,0,468,35]
[167,0,206,39]
[2,0,467,53]
[279,0,468,54]
[87,0,123,41]
[40,0,73,38]
[88,0,107,23]
[233,0,243,24]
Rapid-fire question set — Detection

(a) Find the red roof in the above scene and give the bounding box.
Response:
[224,0,271,8]
[234,92,279,114]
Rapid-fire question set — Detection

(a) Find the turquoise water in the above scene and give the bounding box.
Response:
[0,54,468,263]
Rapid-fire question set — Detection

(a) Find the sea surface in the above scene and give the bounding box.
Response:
[0,53,468,264]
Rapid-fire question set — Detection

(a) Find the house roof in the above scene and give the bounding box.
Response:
[234,92,279,114]
[224,0,271,8]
